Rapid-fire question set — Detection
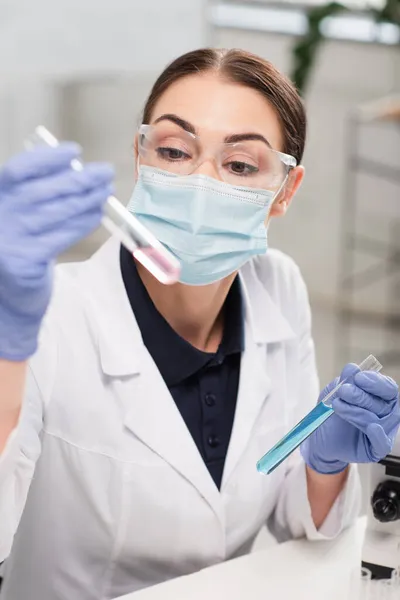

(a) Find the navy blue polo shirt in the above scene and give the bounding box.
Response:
[120,246,244,490]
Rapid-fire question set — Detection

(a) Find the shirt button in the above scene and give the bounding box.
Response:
[208,434,220,448]
[204,392,216,407]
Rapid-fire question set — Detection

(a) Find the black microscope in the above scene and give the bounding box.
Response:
[362,435,400,578]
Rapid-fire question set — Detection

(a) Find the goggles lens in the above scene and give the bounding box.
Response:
[138,122,296,192]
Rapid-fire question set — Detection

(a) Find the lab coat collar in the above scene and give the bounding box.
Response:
[85,240,295,376]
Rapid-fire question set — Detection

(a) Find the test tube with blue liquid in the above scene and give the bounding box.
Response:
[257,354,382,475]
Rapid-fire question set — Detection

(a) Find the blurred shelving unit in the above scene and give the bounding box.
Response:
[337,96,400,375]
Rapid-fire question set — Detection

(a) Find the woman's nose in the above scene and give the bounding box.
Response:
[193,158,222,181]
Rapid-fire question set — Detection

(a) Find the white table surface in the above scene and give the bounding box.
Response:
[114,517,367,600]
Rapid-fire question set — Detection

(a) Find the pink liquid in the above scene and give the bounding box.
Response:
[133,247,180,285]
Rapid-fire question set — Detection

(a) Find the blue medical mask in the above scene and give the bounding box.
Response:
[127,166,275,285]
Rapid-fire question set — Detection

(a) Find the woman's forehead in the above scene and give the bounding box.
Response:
[149,72,283,151]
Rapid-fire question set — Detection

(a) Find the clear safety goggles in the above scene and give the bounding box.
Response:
[138,122,297,193]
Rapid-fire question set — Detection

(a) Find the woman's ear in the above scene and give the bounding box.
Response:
[269,166,305,218]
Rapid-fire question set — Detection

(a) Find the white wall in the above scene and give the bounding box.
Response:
[0,0,208,77]
[0,0,209,256]
[0,0,208,158]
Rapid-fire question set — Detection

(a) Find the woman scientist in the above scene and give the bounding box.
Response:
[0,48,399,600]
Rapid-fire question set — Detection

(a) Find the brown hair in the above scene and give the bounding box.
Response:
[142,48,307,164]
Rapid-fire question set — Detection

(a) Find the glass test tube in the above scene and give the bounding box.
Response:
[322,355,382,408]
[24,126,181,285]
[256,354,383,475]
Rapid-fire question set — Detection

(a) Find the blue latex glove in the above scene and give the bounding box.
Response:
[0,144,114,361]
[301,364,400,474]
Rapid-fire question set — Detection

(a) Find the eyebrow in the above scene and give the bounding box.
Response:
[224,132,272,149]
[153,113,273,149]
[153,114,197,135]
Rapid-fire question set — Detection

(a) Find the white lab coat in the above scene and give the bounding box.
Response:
[0,238,361,600]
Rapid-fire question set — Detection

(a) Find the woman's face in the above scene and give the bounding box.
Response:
[136,72,304,219]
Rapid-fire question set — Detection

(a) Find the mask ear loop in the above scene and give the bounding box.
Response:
[135,155,141,178]
[272,168,292,201]
[264,168,292,222]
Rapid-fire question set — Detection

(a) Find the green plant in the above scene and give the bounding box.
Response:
[290,0,400,95]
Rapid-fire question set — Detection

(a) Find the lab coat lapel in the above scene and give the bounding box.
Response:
[221,260,296,488]
[87,239,222,517]
[221,327,271,487]
[122,355,222,516]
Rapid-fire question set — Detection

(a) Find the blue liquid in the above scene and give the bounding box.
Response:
[256,402,334,475]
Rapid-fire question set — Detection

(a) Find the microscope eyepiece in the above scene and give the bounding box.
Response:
[372,481,400,523]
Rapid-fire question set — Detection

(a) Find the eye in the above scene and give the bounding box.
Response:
[226,161,259,176]
[156,147,191,161]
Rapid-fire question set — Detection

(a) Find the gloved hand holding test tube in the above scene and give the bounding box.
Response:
[257,354,383,475]
[25,126,181,285]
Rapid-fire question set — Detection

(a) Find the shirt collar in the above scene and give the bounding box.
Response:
[120,246,244,387]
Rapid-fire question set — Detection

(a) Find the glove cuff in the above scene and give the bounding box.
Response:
[0,266,52,361]
[0,305,42,361]
[300,442,349,475]
[304,459,349,475]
